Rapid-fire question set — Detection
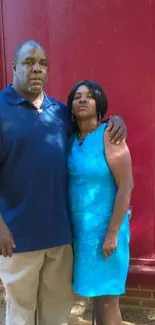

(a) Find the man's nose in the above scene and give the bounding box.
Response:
[32,63,42,72]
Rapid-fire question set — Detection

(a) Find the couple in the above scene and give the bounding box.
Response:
[0,40,133,325]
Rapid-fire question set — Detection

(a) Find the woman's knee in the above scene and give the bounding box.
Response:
[96,295,120,311]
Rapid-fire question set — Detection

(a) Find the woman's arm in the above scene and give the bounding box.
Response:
[102,130,134,259]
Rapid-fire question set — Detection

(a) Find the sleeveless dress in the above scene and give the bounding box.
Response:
[68,123,130,298]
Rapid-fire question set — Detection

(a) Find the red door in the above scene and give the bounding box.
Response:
[1,0,155,268]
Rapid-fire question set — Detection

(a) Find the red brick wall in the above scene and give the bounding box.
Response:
[120,285,155,308]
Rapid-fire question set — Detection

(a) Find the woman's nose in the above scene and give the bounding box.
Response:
[79,96,87,102]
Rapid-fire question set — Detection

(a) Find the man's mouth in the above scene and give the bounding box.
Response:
[30,78,43,82]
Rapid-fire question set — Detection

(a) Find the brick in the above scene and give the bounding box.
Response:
[126,289,151,299]
[141,299,155,308]
[139,284,155,291]
[126,284,139,290]
[120,297,140,306]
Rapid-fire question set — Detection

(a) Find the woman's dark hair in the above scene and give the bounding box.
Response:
[67,80,108,120]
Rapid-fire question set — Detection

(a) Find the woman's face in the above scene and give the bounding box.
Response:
[72,85,97,120]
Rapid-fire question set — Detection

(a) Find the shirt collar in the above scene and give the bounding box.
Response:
[3,84,52,109]
[41,92,52,109]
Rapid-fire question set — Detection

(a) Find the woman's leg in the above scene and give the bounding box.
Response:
[94,295,122,325]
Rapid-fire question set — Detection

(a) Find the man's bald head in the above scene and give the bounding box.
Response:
[14,40,47,63]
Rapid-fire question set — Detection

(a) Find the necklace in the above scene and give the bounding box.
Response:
[77,124,98,146]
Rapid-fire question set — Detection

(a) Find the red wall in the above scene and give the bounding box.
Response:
[1,0,155,261]
[0,0,6,89]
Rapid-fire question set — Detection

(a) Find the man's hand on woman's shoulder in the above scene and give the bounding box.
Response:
[103,115,127,144]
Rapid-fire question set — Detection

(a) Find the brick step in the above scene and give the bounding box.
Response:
[128,264,155,288]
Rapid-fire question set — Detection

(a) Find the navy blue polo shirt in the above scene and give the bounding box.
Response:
[0,85,72,253]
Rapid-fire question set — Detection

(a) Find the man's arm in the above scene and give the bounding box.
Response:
[103,115,127,144]
[0,215,15,257]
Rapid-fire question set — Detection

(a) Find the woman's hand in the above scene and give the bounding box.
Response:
[102,231,118,259]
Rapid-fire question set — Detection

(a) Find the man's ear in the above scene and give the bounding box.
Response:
[12,62,16,75]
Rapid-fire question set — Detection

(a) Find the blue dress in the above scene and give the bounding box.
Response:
[68,123,130,298]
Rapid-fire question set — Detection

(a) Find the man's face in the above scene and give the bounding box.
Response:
[13,44,48,94]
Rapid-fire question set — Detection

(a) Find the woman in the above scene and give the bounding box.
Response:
[67,80,134,325]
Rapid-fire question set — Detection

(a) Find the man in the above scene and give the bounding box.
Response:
[0,40,127,325]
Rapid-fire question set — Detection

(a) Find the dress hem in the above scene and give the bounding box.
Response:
[73,288,125,298]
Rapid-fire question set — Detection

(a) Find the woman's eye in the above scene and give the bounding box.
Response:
[73,93,93,100]
[74,96,80,100]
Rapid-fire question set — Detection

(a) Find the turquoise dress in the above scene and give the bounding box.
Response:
[68,123,130,298]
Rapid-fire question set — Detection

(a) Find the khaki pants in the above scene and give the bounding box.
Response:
[0,244,74,325]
